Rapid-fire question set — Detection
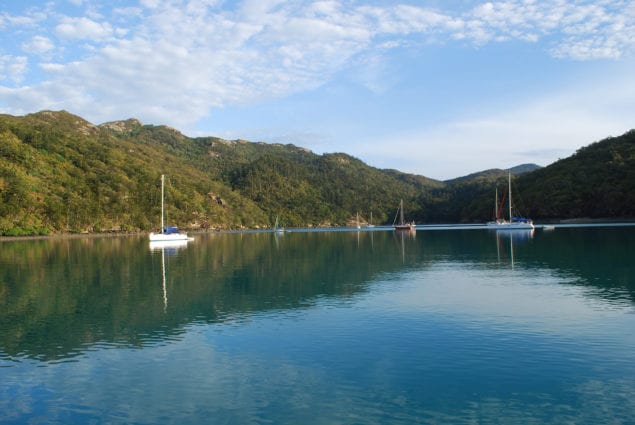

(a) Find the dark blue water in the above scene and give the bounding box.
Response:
[1,227,634,424]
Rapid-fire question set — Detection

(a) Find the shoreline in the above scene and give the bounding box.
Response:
[3,219,635,241]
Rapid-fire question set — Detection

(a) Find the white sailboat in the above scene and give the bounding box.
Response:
[149,175,191,242]
[274,214,285,234]
[367,211,375,228]
[487,172,534,230]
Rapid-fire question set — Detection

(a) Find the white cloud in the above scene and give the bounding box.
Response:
[551,38,622,60]
[139,0,162,9]
[454,1,635,59]
[0,55,28,84]
[21,35,55,55]
[54,16,115,40]
[0,13,40,28]
[1,0,635,132]
[40,63,65,72]
[112,6,144,18]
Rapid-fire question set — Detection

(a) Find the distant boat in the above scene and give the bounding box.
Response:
[274,215,285,234]
[367,211,375,228]
[487,172,534,230]
[149,175,191,242]
[393,199,415,231]
[356,212,361,229]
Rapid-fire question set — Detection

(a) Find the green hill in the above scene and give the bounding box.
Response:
[421,133,635,224]
[0,111,442,235]
[517,130,635,219]
[0,110,633,236]
[0,111,267,235]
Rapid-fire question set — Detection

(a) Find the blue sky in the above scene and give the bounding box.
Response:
[1,0,634,180]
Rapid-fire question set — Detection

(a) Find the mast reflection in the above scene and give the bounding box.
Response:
[149,239,191,311]
[494,229,534,268]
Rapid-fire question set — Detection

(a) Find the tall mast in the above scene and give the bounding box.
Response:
[160,174,165,234]
[508,172,512,221]
[400,199,405,225]
[494,187,499,220]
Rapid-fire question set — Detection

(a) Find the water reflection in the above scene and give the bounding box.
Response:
[0,227,633,362]
[394,228,417,263]
[149,238,192,312]
[493,228,535,268]
[1,228,634,425]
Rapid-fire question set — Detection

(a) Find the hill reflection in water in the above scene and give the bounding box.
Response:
[1,226,634,362]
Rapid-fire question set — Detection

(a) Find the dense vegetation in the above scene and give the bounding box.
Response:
[0,110,633,236]
[517,130,635,219]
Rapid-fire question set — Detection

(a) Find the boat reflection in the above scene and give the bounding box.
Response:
[495,228,535,242]
[150,239,192,311]
[495,228,534,269]
[394,227,416,263]
[2,227,634,364]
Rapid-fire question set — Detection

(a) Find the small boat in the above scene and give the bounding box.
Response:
[393,199,415,231]
[149,175,191,242]
[487,172,534,230]
[367,211,375,228]
[356,212,361,229]
[274,215,285,234]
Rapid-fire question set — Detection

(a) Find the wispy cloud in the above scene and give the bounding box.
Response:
[0,55,28,83]
[54,16,118,40]
[0,0,634,128]
[356,66,635,180]
[21,35,54,55]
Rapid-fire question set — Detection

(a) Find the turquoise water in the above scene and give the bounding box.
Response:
[1,227,634,424]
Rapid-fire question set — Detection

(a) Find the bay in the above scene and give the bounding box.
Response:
[1,226,634,424]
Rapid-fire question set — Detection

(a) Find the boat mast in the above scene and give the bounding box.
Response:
[160,174,165,234]
[494,188,499,220]
[508,172,512,222]
[400,199,405,225]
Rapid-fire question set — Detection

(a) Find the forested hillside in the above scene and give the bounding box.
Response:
[517,130,635,219]
[0,110,633,236]
[0,111,441,235]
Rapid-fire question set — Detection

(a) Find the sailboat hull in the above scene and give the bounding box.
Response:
[149,232,191,242]
[148,238,190,250]
[487,221,534,230]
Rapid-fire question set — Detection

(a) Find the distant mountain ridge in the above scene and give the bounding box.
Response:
[0,110,633,235]
[444,163,542,184]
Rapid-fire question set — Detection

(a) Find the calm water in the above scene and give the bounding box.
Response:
[1,226,635,424]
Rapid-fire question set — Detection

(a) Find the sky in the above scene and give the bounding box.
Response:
[1,0,634,180]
